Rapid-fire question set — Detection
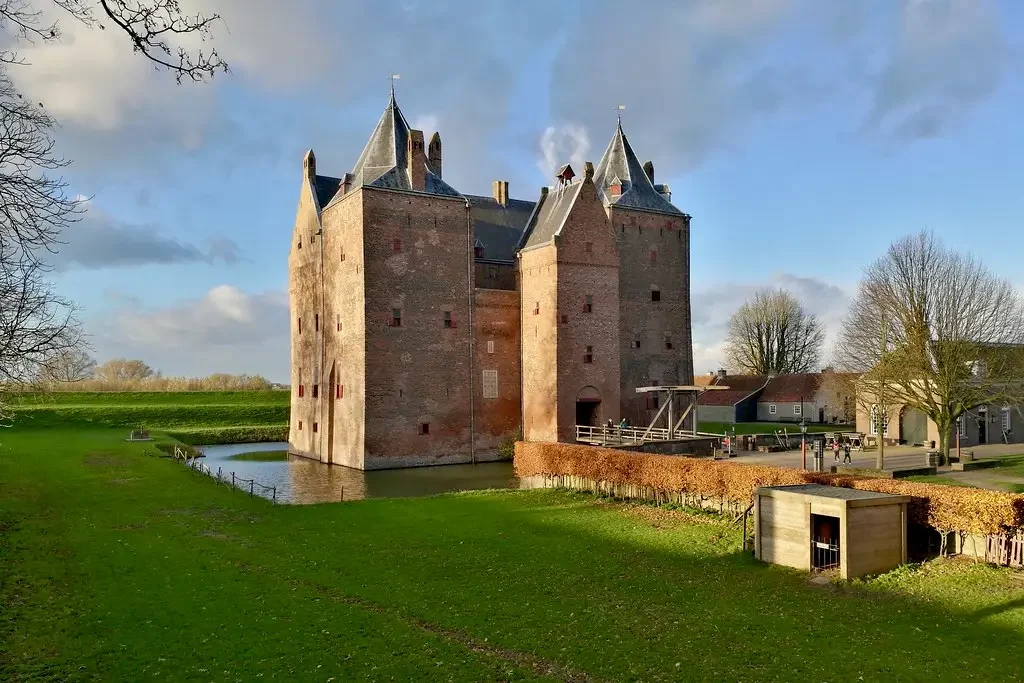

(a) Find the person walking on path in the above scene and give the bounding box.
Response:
[842,442,852,464]
[833,438,841,462]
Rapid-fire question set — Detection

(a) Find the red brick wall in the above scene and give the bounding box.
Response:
[473,288,521,451]
[611,207,693,426]
[519,245,559,442]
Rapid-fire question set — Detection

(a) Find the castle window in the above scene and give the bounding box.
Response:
[390,308,402,327]
[298,317,302,334]
[313,422,318,433]
[583,346,593,364]
[315,314,319,332]
[443,311,454,329]
[649,250,657,264]
[482,370,498,399]
[533,302,540,315]
[393,238,402,252]
[337,314,342,332]
[312,384,318,398]
[310,233,315,244]
[419,422,430,435]
[297,238,302,249]
[487,340,495,354]
[340,248,346,262]
[298,384,305,398]
[337,384,344,399]
[298,420,302,430]
[632,339,641,349]
[585,242,593,253]
[487,266,497,279]
[664,335,673,350]
[561,314,568,324]
[583,295,593,313]
[651,287,661,302]
[474,245,485,258]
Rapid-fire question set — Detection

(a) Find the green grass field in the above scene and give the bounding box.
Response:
[2,427,1023,680]
[228,450,289,461]
[699,421,853,435]
[7,390,289,443]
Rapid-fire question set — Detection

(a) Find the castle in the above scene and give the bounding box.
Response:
[289,92,693,469]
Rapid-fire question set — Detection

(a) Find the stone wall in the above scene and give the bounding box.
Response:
[473,288,522,452]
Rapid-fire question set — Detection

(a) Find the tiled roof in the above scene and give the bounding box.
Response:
[692,375,716,387]
[520,181,585,251]
[758,373,824,402]
[698,375,770,406]
[346,93,460,200]
[593,122,684,216]
[465,195,536,262]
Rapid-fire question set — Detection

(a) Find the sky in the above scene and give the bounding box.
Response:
[8,0,1024,383]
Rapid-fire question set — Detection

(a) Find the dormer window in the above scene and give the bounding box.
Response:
[555,164,575,186]
[474,240,485,259]
[608,176,623,197]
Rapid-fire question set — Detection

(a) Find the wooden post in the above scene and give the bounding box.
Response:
[249,481,254,497]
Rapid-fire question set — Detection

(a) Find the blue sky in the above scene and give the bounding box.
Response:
[11,0,1024,382]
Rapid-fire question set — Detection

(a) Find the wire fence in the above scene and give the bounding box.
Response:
[167,445,278,504]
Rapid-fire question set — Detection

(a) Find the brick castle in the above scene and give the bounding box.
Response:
[289,92,694,468]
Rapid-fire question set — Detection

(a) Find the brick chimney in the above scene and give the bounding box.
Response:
[303,149,316,182]
[428,132,442,178]
[643,160,654,183]
[407,129,426,191]
[492,180,509,206]
[717,368,727,381]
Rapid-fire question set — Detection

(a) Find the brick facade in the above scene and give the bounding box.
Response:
[288,95,693,468]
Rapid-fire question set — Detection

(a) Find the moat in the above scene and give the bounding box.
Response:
[198,442,519,504]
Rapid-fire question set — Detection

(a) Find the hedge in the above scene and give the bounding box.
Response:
[514,442,1024,536]
[162,425,289,445]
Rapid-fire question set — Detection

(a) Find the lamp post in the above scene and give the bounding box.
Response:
[800,419,808,470]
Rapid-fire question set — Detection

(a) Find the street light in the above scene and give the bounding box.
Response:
[800,418,808,469]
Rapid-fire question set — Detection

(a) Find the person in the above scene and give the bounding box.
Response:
[619,417,627,429]
[832,438,841,462]
[842,441,852,464]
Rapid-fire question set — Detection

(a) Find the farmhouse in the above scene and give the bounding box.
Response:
[696,370,853,425]
[289,93,694,469]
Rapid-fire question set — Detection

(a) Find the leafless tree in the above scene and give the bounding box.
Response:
[0,1,226,419]
[838,232,1024,461]
[38,346,94,383]
[93,357,154,384]
[724,289,825,375]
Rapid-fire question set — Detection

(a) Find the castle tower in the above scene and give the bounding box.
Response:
[593,120,693,426]
[519,162,621,442]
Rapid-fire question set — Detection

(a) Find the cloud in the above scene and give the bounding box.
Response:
[863,0,1012,140]
[50,210,242,271]
[86,285,290,380]
[537,123,590,180]
[691,273,852,374]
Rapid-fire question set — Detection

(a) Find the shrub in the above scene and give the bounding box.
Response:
[163,425,288,445]
[514,442,1024,536]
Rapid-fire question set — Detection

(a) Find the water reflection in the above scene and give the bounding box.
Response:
[198,442,519,504]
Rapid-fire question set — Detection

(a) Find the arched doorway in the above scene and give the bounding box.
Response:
[901,406,928,446]
[576,386,601,427]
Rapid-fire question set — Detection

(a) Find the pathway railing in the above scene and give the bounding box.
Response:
[169,445,278,504]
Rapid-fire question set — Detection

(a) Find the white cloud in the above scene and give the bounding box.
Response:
[537,123,590,181]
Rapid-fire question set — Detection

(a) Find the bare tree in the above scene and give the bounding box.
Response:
[93,358,154,384]
[38,347,94,383]
[724,289,825,375]
[839,232,1024,461]
[0,1,226,417]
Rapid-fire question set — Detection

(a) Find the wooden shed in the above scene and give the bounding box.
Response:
[754,484,910,579]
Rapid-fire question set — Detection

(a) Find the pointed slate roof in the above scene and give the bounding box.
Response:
[520,181,586,251]
[344,93,461,200]
[465,195,537,262]
[593,122,683,215]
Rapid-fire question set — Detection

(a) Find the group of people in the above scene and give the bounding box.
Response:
[831,437,852,464]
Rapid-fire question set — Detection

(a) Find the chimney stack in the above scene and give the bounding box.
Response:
[428,132,442,178]
[303,149,316,182]
[407,129,426,191]
[643,160,654,183]
[717,368,727,381]
[492,180,509,206]
[583,161,594,181]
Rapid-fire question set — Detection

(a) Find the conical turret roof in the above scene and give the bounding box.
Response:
[593,121,682,215]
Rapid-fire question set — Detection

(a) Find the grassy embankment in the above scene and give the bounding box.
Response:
[2,427,1024,680]
[699,421,852,435]
[6,390,289,444]
[909,454,1024,492]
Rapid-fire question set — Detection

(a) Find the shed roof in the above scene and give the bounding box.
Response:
[757,484,909,502]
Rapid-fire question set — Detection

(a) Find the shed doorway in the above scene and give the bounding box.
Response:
[811,514,841,570]
[576,386,601,427]
[901,407,928,446]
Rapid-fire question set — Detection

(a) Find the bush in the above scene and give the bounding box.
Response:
[514,442,1024,536]
[163,425,288,445]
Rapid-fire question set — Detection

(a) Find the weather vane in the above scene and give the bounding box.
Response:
[390,73,401,95]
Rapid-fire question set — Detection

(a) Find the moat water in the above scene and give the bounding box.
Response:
[197,442,519,504]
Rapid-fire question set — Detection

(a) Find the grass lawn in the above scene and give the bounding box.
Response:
[227,450,289,461]
[7,390,288,443]
[3,428,1024,680]
[700,421,853,435]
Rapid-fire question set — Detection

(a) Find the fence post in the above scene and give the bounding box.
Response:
[272,487,276,504]
[249,481,254,497]
[232,472,235,488]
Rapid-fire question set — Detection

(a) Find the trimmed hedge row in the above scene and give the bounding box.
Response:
[514,442,1024,536]
[163,425,289,445]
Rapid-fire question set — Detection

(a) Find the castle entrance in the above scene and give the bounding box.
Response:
[576,386,601,427]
